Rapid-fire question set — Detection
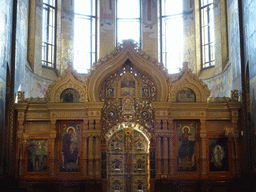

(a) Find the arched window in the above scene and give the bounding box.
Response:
[116,0,141,46]
[74,0,97,73]
[159,0,184,74]
[200,0,215,68]
[42,0,57,68]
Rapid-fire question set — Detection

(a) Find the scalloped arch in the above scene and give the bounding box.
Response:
[168,63,210,102]
[47,67,88,103]
[87,41,169,102]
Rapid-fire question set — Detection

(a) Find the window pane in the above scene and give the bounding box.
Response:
[74,0,97,73]
[117,20,140,44]
[42,0,56,68]
[117,0,140,18]
[201,0,214,68]
[201,0,213,7]
[159,0,183,74]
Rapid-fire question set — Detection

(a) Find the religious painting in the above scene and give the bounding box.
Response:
[141,111,150,120]
[106,88,115,98]
[142,88,150,98]
[60,124,80,172]
[176,123,197,172]
[121,78,135,96]
[27,140,48,172]
[107,111,115,120]
[60,88,80,102]
[209,138,229,171]
[176,88,196,102]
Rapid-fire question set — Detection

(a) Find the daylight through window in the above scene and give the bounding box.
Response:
[116,0,141,46]
[159,0,184,74]
[74,0,97,73]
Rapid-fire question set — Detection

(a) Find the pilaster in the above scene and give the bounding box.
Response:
[49,120,57,176]
[200,119,207,177]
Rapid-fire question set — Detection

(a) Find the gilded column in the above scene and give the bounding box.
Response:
[156,135,162,179]
[88,135,94,176]
[82,131,88,176]
[168,119,175,175]
[16,110,25,176]
[49,120,57,176]
[200,120,207,177]
[95,135,101,179]
[163,137,168,175]
[232,111,240,176]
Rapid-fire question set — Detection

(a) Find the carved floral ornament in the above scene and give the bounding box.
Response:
[105,122,151,144]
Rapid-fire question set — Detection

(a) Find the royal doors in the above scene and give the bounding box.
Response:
[108,128,149,192]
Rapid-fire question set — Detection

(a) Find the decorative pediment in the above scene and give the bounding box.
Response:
[46,63,88,103]
[168,62,210,102]
[87,40,169,102]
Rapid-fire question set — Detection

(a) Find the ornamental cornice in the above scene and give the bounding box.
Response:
[83,130,102,138]
[155,130,171,137]
[50,111,87,119]
[168,111,206,118]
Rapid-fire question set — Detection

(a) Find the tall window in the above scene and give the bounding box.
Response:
[74,0,97,73]
[42,0,56,68]
[159,0,184,74]
[200,0,215,68]
[116,0,141,46]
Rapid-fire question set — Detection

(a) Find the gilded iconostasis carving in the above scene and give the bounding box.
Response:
[14,41,241,192]
[101,60,155,134]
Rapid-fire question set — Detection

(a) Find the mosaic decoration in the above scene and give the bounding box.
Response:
[60,88,80,102]
[176,123,196,172]
[27,140,48,172]
[60,124,80,172]
[209,138,229,171]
